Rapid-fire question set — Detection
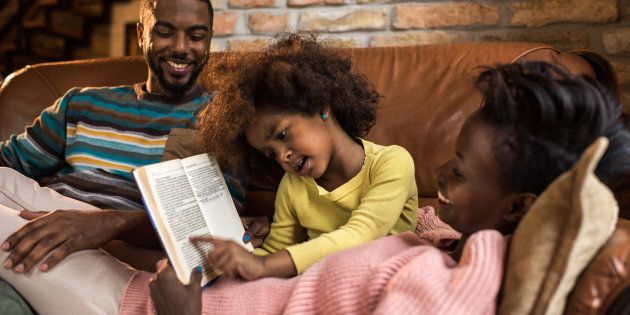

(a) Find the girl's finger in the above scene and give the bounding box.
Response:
[189,235,213,242]
[213,250,233,269]
[207,242,227,260]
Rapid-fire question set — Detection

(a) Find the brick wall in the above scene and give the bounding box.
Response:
[207,0,630,105]
[107,0,630,103]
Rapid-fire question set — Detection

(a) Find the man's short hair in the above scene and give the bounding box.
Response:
[139,0,214,24]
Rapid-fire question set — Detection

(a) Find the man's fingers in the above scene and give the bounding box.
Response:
[3,228,48,270]
[39,242,73,272]
[3,211,56,252]
[2,218,49,251]
[17,233,66,273]
[19,210,48,220]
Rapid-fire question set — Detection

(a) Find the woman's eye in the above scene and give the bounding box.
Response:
[267,151,277,160]
[277,129,287,140]
[452,168,465,179]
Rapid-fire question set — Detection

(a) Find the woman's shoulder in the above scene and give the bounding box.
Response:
[460,230,507,263]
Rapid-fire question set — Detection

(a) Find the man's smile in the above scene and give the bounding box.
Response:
[163,58,194,76]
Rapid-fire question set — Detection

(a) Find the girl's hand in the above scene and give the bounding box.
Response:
[192,237,265,280]
[240,216,271,248]
[149,259,202,315]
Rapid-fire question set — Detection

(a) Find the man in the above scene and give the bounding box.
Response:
[0,0,244,313]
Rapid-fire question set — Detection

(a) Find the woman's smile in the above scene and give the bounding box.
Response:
[437,190,453,205]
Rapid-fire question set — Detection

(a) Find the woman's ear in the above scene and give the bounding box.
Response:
[503,193,537,223]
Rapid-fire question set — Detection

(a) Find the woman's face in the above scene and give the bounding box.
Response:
[435,115,523,235]
[244,110,333,178]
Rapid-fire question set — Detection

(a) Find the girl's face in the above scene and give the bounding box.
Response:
[245,110,333,178]
[435,115,524,235]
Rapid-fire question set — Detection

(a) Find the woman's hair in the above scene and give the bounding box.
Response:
[475,61,630,195]
[197,33,380,172]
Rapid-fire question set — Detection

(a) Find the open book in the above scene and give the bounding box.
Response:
[133,153,254,286]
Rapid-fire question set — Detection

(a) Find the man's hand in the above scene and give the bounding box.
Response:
[149,259,202,315]
[1,209,128,273]
[192,237,265,280]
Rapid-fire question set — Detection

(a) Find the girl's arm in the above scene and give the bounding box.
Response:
[191,175,304,280]
[285,146,417,273]
[198,146,416,279]
[252,175,306,256]
[198,238,297,279]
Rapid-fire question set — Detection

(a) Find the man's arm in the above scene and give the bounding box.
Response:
[0,90,75,180]
[2,209,159,274]
[114,210,162,249]
[0,136,248,273]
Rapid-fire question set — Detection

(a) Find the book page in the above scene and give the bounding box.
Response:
[182,154,254,251]
[143,159,215,285]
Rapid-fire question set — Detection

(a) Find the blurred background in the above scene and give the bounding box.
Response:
[0,0,629,105]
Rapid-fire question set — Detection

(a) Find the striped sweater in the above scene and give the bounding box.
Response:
[0,83,245,210]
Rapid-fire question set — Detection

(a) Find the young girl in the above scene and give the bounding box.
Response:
[192,33,419,279]
[138,60,629,315]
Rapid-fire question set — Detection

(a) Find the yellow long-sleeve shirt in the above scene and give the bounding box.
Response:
[253,139,418,273]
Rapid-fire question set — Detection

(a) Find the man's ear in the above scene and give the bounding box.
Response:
[503,192,537,223]
[137,22,145,50]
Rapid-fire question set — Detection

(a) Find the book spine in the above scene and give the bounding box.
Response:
[132,172,158,231]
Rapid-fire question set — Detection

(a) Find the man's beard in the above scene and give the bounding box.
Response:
[146,51,209,97]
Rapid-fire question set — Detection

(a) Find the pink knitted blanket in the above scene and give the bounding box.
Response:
[119,207,505,314]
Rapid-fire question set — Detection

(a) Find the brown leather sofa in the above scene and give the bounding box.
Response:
[0,43,628,314]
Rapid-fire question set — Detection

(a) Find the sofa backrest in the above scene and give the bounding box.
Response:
[0,43,593,206]
[342,43,592,204]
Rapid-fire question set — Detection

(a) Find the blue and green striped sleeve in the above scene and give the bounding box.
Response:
[0,89,74,180]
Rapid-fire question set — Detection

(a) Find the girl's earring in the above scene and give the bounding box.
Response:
[321,113,328,120]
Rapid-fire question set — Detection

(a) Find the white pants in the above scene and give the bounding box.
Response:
[0,167,135,315]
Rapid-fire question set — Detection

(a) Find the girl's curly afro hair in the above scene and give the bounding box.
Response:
[197,33,381,173]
